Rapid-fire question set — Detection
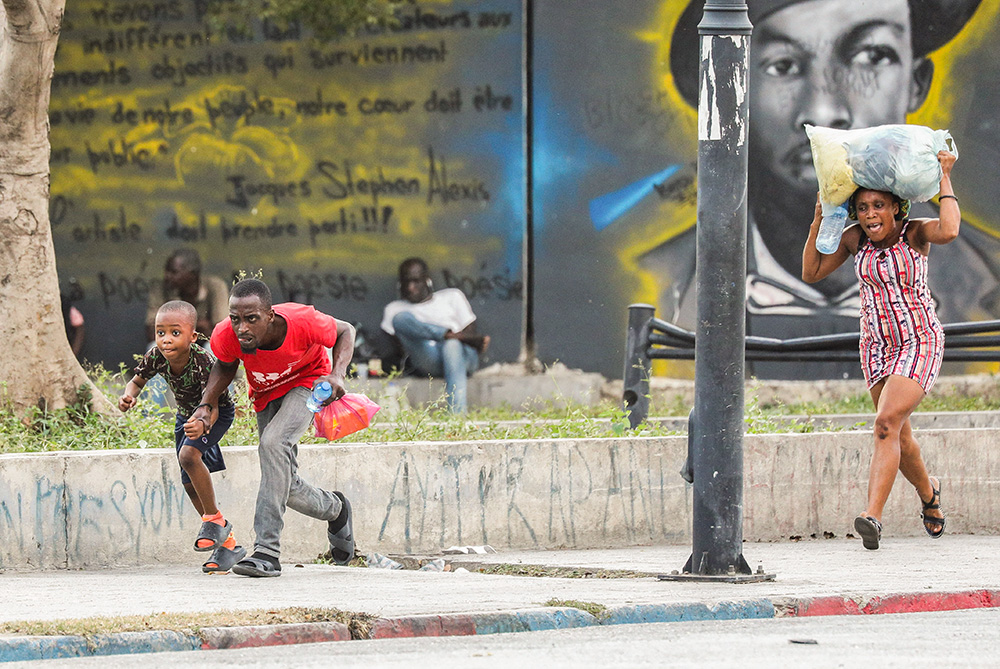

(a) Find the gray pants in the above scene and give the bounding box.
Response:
[253,386,343,560]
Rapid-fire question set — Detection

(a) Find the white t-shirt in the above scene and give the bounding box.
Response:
[381,288,476,336]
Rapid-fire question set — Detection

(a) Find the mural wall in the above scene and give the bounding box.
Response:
[533,0,1000,379]
[52,0,1000,381]
[50,0,524,369]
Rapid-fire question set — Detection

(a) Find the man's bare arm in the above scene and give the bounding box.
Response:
[317,319,356,402]
[186,359,239,437]
[445,322,490,353]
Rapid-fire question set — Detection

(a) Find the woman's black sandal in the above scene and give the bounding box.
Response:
[921,477,946,539]
[854,515,882,550]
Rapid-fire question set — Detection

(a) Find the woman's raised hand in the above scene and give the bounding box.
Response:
[938,150,956,178]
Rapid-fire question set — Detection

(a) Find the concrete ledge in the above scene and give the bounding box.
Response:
[408,410,1000,435]
[358,370,1000,413]
[789,411,1000,430]
[2,428,1000,570]
[355,368,1000,418]
[604,373,1000,409]
[353,363,608,412]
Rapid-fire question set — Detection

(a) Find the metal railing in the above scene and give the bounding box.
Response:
[623,303,1000,428]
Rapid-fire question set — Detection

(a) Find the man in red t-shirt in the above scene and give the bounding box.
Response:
[188,278,356,577]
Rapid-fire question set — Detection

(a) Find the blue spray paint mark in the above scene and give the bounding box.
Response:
[589,164,681,230]
[532,66,619,236]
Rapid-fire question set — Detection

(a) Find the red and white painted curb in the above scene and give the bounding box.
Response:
[2,589,997,662]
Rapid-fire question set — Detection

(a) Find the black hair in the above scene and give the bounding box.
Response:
[847,189,910,222]
[231,278,272,308]
[60,293,74,340]
[167,248,202,274]
[398,257,429,282]
[156,300,198,328]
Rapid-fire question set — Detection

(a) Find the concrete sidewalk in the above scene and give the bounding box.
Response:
[2,535,998,661]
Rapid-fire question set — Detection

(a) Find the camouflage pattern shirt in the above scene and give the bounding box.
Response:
[134,334,234,416]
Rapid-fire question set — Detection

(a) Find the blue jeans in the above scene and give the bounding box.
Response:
[253,386,343,560]
[392,311,479,413]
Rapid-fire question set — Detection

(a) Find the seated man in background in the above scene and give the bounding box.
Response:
[61,292,85,361]
[146,248,230,341]
[381,258,489,414]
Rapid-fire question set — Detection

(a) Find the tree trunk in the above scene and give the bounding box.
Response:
[0,0,115,417]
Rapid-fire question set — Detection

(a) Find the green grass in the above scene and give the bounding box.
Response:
[352,401,640,443]
[542,599,609,619]
[478,564,651,579]
[1,364,999,454]
[0,363,260,455]
[0,364,653,453]
[750,388,1000,416]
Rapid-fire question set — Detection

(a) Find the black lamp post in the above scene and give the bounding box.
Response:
[662,0,772,582]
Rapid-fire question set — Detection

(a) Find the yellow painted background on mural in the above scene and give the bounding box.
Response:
[614,0,1000,376]
[49,0,516,286]
[627,1,697,314]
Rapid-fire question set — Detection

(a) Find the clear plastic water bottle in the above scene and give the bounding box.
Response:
[305,381,333,413]
[815,202,849,254]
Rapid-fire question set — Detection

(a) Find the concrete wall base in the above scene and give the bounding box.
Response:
[352,363,608,413]
[1,428,997,570]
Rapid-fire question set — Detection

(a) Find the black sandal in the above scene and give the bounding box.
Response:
[921,477,946,539]
[232,553,282,578]
[854,515,882,550]
[203,545,247,573]
[194,519,232,552]
[327,492,355,566]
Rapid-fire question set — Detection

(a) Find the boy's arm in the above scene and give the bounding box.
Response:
[186,359,239,437]
[118,375,147,412]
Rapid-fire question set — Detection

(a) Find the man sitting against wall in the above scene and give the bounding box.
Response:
[146,248,230,342]
[380,258,490,414]
[143,248,233,408]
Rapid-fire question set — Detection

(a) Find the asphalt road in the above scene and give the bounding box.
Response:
[11,608,1000,668]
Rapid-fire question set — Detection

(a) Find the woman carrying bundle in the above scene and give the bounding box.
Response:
[801,150,956,550]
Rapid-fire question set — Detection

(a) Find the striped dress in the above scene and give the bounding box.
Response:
[854,221,944,392]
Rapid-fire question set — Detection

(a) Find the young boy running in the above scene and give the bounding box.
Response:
[119,300,245,573]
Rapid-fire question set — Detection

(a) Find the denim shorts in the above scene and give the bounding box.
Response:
[173,403,235,485]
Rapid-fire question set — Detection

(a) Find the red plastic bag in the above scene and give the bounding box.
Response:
[313,393,381,441]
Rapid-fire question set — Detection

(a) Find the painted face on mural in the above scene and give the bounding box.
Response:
[748,0,927,196]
